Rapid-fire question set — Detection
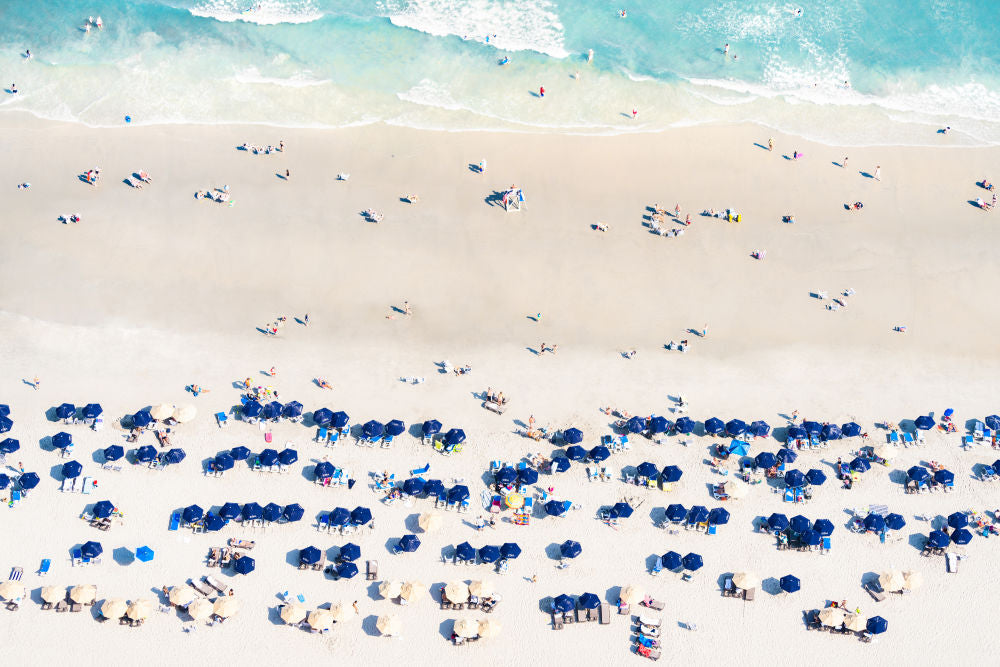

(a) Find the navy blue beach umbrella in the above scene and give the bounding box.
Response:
[784,469,806,488]
[0,474,8,490]
[219,502,241,520]
[927,531,950,549]
[626,416,645,433]
[299,546,321,565]
[242,400,262,418]
[340,543,361,562]
[637,462,659,478]
[135,445,156,463]
[589,445,610,462]
[56,403,76,420]
[841,422,862,437]
[800,530,821,546]
[789,515,810,534]
[767,513,789,532]
[863,513,886,533]
[132,410,152,428]
[260,401,282,420]
[565,445,587,461]
[500,543,521,559]
[478,545,500,563]
[204,514,225,531]
[563,427,583,444]
[849,457,870,473]
[704,418,725,435]
[708,507,730,525]
[885,513,906,530]
[934,469,954,486]
[780,575,800,593]
[102,445,123,462]
[278,448,298,466]
[329,560,351,578]
[312,408,333,426]
[948,512,968,529]
[682,553,703,571]
[242,502,263,521]
[777,448,797,464]
[749,420,770,437]
[402,478,426,496]
[81,541,102,559]
[610,502,634,519]
[665,504,687,522]
[314,462,334,479]
[283,504,304,522]
[447,485,469,504]
[986,415,1000,431]
[213,453,235,472]
[726,419,747,436]
[754,452,776,469]
[661,551,683,571]
[281,401,303,419]
[92,500,114,519]
[164,448,186,464]
[687,506,710,524]
[914,415,935,430]
[545,500,567,517]
[661,465,683,483]
[907,466,929,483]
[386,419,406,437]
[649,416,670,434]
[363,420,384,439]
[0,404,8,418]
[423,479,444,497]
[518,468,539,485]
[0,438,18,454]
[233,556,255,575]
[329,507,351,527]
[812,519,835,536]
[445,429,466,446]
[578,593,601,609]
[398,534,421,552]
[18,472,39,489]
[262,503,282,522]
[351,506,373,525]
[867,616,888,634]
[674,417,695,434]
[230,445,250,461]
[182,505,204,523]
[951,528,973,545]
[560,540,582,559]
[552,595,574,613]
[258,449,279,466]
[786,425,807,441]
[422,419,441,436]
[331,411,350,428]
[62,460,83,479]
[802,421,822,435]
[82,403,103,419]
[495,467,517,486]
[52,432,72,449]
[806,469,827,486]
[455,542,477,562]
[552,456,571,472]
[821,424,842,440]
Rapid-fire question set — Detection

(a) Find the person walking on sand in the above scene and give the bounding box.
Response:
[32,376,40,390]
[539,85,545,98]
[873,165,881,181]
[403,301,411,316]
[842,156,848,169]
[352,601,359,614]
[285,169,290,179]
[701,324,708,338]
[768,137,774,152]
[632,108,638,120]
[303,313,309,326]
[530,574,538,583]
[269,366,276,376]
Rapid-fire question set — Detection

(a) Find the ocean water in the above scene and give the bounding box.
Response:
[1,0,999,145]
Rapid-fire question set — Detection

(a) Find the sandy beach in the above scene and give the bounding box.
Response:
[2,112,1000,663]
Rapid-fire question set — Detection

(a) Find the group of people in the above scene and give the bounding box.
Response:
[196,186,231,203]
[239,140,284,155]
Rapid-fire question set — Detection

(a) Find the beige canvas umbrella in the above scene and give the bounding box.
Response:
[213,596,240,618]
[149,404,174,420]
[879,570,905,592]
[328,602,351,622]
[732,572,759,590]
[169,586,195,607]
[444,581,469,604]
[172,404,197,423]
[843,613,868,632]
[453,617,480,638]
[725,478,750,499]
[619,585,643,605]
[308,609,333,631]
[40,586,65,604]
[376,614,401,636]
[280,603,307,624]
[818,607,846,626]
[0,581,25,600]
[902,570,924,591]
[468,580,495,598]
[126,599,154,621]
[478,619,502,638]
[399,581,428,603]
[187,598,213,621]
[378,580,403,599]
[69,584,97,604]
[417,512,443,532]
[872,445,895,460]
[101,598,128,619]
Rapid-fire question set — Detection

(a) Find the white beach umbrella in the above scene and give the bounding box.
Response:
[376,614,401,636]
[149,404,174,420]
[818,607,846,626]
[169,586,195,607]
[126,598,154,620]
[619,585,643,604]
[399,581,428,603]
[843,613,868,632]
[478,619,502,638]
[902,570,923,591]
[879,571,905,592]
[213,596,240,618]
[328,602,351,622]
[378,581,403,599]
[453,617,479,638]
[69,584,97,604]
[732,572,759,590]
[444,581,469,604]
[40,586,65,604]
[187,598,213,620]
[308,609,333,631]
[0,581,25,600]
[172,404,197,423]
[101,598,128,619]
[418,512,443,532]
[468,580,495,598]
[280,603,307,624]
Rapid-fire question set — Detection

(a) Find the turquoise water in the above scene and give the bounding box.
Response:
[1,0,999,145]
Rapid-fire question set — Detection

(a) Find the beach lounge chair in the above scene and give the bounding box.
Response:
[207,548,220,567]
[381,434,393,448]
[71,549,83,566]
[433,440,445,454]
[55,600,68,612]
[888,431,899,445]
[38,559,50,576]
[902,432,914,446]
[205,575,230,596]
[722,576,736,597]
[315,427,328,443]
[366,560,378,581]
[599,602,611,624]
[188,579,213,596]
[460,499,470,513]
[552,612,564,630]
[946,552,959,573]
[743,587,756,601]
[864,581,885,602]
[215,412,228,427]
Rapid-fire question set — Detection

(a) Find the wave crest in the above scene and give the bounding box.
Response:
[189,0,323,25]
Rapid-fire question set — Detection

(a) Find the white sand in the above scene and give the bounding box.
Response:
[2,113,1000,662]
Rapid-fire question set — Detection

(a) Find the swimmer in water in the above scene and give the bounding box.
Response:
[587,49,594,63]
[95,16,103,28]
[24,49,31,59]
[10,83,17,94]
[619,10,627,18]
[724,43,729,56]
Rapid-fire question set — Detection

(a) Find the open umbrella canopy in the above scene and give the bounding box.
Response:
[908,466,929,483]
[844,613,868,632]
[40,586,64,604]
[379,580,403,599]
[841,422,862,437]
[228,445,250,461]
[500,543,521,559]
[665,504,688,522]
[123,599,152,622]
[951,527,973,545]
[376,613,401,636]
[363,420,384,438]
[682,553,703,571]
[299,546,322,565]
[258,449,279,467]
[163,448,186,464]
[661,465,683,483]
[789,515,810,533]
[649,416,671,434]
[563,427,583,444]
[478,619,501,638]
[164,586,195,608]
[314,462,334,479]
[619,585,643,605]
[52,432,72,449]
[478,545,500,563]
[518,467,539,485]
[610,502,633,519]
[56,403,77,419]
[589,445,610,462]
[885,513,906,530]
[385,419,406,437]
[135,445,157,463]
[241,502,263,521]
[786,426,807,441]
[0,404,8,418]
[749,420,771,437]
[455,542,477,562]
[704,417,725,435]
[812,519,835,536]
[149,403,173,421]
[69,585,97,604]
[902,571,923,591]
[172,405,196,422]
[204,514,225,531]
[801,421,821,435]
[552,594,574,613]
[565,445,587,461]
[0,474,7,490]
[278,448,298,466]
[560,540,582,559]
[136,546,154,562]
[732,572,759,589]
[821,424,842,440]
[495,467,517,486]
[80,403,102,420]
[339,543,361,562]
[312,408,333,426]
[784,469,805,488]
[754,452,776,469]
[637,462,659,478]
[818,608,846,627]
[398,534,421,552]
[61,460,83,479]
[447,485,469,504]
[101,598,128,619]
[327,411,348,428]
[219,502,241,520]
[863,513,886,533]
[422,479,445,497]
[399,581,428,603]
[19,472,40,489]
[402,478,426,496]
[233,556,256,575]
[661,551,683,571]
[329,507,351,527]
[445,428,466,446]
[801,530,822,547]
[914,415,935,430]
[850,457,870,473]
[934,469,954,486]
[242,400,263,418]
[687,506,709,524]
[417,419,442,438]
[213,453,235,472]
[805,469,827,486]
[625,416,645,433]
[280,603,307,624]
[81,541,103,558]
[92,500,114,519]
[213,597,241,618]
[131,410,152,428]
[552,456,571,472]
[453,618,481,640]
[728,440,750,456]
[577,592,601,609]
[351,506,373,525]
[674,417,695,434]
[281,401,303,419]
[0,438,18,454]
[948,511,968,529]
[336,561,359,578]
[708,507,730,525]
[262,503,282,522]
[777,448,797,464]
[867,616,888,634]
[767,513,789,532]
[927,530,950,549]
[182,505,204,523]
[260,401,283,420]
[779,575,800,593]
[726,419,747,436]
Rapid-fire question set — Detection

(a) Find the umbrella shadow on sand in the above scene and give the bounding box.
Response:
[544,543,563,561]
[361,614,380,637]
[437,619,453,641]
[113,547,135,566]
[761,577,782,596]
